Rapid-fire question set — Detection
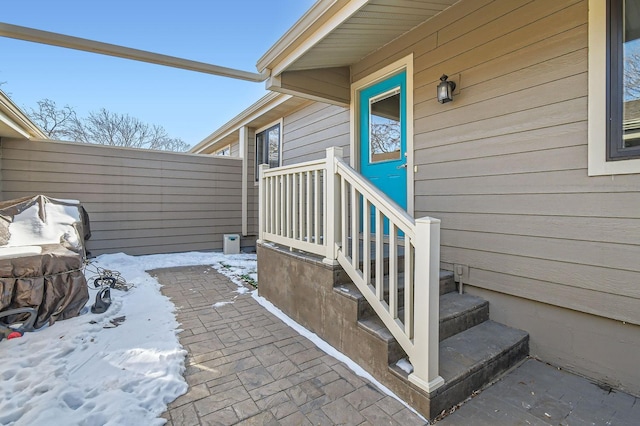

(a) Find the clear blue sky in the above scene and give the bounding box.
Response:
[0,0,316,147]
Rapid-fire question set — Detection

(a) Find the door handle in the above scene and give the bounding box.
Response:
[397,163,407,169]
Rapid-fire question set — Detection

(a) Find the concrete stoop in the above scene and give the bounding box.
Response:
[257,243,529,421]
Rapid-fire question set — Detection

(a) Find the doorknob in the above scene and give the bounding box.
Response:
[397,163,407,169]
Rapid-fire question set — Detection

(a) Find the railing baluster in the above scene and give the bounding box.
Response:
[404,242,414,337]
[341,177,348,257]
[258,164,269,241]
[286,174,290,238]
[264,176,269,235]
[315,170,320,244]
[389,223,398,319]
[375,208,384,301]
[362,199,370,285]
[351,188,359,265]
[270,176,276,234]
[281,175,286,236]
[297,172,302,240]
[275,175,281,236]
[292,173,298,240]
[307,172,313,243]
[268,176,273,235]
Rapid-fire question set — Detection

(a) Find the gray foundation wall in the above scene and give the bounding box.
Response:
[467,286,640,396]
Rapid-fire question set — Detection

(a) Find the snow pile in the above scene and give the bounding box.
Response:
[396,358,414,374]
[0,251,257,426]
[7,200,82,249]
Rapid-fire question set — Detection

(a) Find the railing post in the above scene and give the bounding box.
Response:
[323,146,343,265]
[257,163,270,244]
[409,217,445,393]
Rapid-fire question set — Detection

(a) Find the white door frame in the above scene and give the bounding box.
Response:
[350,54,415,216]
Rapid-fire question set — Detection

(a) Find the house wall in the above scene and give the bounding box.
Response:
[229,141,240,157]
[1,139,245,256]
[347,0,640,394]
[282,102,350,165]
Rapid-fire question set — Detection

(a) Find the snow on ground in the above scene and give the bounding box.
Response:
[0,251,256,426]
[0,249,422,424]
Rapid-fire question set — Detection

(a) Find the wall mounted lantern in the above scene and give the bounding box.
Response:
[437,74,456,103]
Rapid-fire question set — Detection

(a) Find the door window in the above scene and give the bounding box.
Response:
[369,89,401,163]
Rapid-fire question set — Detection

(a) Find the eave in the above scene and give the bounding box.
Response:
[257,0,460,104]
[0,90,47,140]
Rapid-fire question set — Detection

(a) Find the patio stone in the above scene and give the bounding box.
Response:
[155,264,425,425]
[231,399,261,421]
[170,403,200,426]
[279,410,313,426]
[156,264,637,425]
[321,398,365,424]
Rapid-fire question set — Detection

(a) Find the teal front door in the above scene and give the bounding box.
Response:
[359,71,407,212]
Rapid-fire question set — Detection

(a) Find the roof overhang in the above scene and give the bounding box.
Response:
[191,92,311,154]
[258,0,460,104]
[0,90,47,140]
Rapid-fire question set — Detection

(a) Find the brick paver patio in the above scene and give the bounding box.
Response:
[152,264,639,425]
[153,265,425,425]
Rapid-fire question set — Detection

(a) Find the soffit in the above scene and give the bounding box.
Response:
[264,0,459,74]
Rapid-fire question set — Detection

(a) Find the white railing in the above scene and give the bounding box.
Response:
[258,147,444,393]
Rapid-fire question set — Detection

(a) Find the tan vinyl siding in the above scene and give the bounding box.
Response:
[230,141,239,157]
[1,139,244,256]
[282,102,350,165]
[349,0,640,393]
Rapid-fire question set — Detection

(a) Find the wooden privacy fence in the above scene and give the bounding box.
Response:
[1,139,245,256]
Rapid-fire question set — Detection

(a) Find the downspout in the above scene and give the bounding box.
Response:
[0,22,270,82]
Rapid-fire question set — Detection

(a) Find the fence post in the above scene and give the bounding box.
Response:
[257,163,270,244]
[409,217,445,393]
[323,146,343,265]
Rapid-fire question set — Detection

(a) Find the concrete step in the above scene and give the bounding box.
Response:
[439,270,456,295]
[390,320,529,418]
[332,267,528,420]
[439,292,489,341]
[335,270,457,318]
[357,316,407,365]
[354,291,489,353]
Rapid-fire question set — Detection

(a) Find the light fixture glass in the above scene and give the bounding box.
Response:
[437,74,456,103]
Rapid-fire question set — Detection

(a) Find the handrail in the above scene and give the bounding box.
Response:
[262,158,326,175]
[334,159,416,240]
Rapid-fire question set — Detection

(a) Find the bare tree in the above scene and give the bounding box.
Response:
[28,99,77,140]
[370,121,401,154]
[27,100,189,152]
[625,45,640,100]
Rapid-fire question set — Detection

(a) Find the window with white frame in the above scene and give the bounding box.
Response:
[589,0,640,174]
[255,122,281,180]
[608,0,640,159]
